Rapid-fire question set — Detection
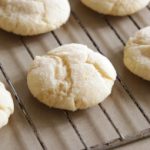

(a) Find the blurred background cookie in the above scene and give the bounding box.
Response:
[0,82,14,129]
[124,26,150,81]
[81,0,150,16]
[27,43,117,111]
[0,0,70,35]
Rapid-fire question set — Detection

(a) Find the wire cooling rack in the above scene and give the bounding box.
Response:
[0,1,150,150]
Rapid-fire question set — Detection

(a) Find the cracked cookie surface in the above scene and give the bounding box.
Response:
[124,26,150,81]
[81,0,150,16]
[0,82,14,129]
[27,44,117,111]
[0,0,70,35]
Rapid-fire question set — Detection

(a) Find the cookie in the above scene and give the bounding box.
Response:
[0,0,70,35]
[27,44,117,111]
[124,26,150,81]
[0,82,14,129]
[81,0,150,16]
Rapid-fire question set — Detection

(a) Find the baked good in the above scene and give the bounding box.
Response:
[81,0,150,16]
[124,26,150,81]
[27,43,117,111]
[0,82,14,129]
[0,0,70,35]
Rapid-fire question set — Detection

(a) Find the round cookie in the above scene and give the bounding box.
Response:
[124,26,150,81]
[27,43,117,111]
[81,0,150,16]
[0,82,14,129]
[0,0,70,35]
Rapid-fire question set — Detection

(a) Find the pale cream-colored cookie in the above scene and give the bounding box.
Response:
[0,0,70,35]
[27,44,117,111]
[0,82,14,129]
[81,0,150,16]
[124,26,150,81]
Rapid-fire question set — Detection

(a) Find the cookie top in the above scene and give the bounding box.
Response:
[81,0,150,16]
[27,43,117,111]
[0,82,14,129]
[0,0,70,35]
[124,26,150,81]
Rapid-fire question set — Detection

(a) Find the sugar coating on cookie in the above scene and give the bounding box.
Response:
[0,82,14,129]
[0,0,70,35]
[27,44,117,111]
[124,26,150,81]
[81,0,150,16]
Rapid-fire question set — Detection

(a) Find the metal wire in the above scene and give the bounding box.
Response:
[128,16,141,29]
[99,104,124,140]
[90,128,150,150]
[104,17,125,45]
[64,111,89,149]
[0,63,47,150]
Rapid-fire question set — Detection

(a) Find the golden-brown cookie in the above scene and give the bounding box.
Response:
[81,0,150,16]
[124,26,150,81]
[0,0,70,35]
[27,44,117,111]
[0,82,14,129]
